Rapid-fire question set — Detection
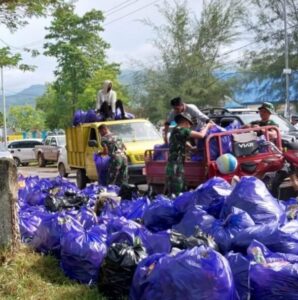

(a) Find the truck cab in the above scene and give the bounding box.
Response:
[66,118,163,188]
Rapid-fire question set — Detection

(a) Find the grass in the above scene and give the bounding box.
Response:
[0,245,107,300]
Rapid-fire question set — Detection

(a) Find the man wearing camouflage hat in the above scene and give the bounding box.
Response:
[244,102,279,140]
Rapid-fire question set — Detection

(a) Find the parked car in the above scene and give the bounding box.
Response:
[57,146,72,177]
[7,139,43,167]
[35,135,66,167]
[0,144,13,161]
[202,107,298,147]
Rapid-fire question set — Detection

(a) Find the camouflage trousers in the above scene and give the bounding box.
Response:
[165,161,185,196]
[107,153,128,186]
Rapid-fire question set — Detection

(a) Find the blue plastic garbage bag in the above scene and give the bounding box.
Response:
[73,109,87,126]
[195,177,232,218]
[173,205,207,236]
[247,240,298,300]
[226,252,250,300]
[153,144,168,161]
[130,246,236,300]
[225,119,242,130]
[105,216,141,236]
[187,207,255,253]
[120,197,151,220]
[197,125,232,160]
[136,228,171,255]
[66,207,98,230]
[94,154,110,186]
[231,221,279,253]
[270,220,298,255]
[60,219,107,284]
[30,211,63,257]
[173,190,197,214]
[222,176,285,225]
[19,206,46,242]
[143,196,183,232]
[85,109,100,123]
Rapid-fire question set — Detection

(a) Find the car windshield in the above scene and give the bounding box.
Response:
[239,113,297,133]
[57,136,66,146]
[107,121,161,142]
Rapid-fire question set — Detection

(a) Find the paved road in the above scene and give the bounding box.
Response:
[18,163,76,182]
[17,164,148,191]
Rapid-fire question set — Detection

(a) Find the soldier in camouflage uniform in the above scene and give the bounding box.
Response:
[165,113,213,196]
[98,124,128,185]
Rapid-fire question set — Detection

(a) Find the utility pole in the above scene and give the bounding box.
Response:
[1,67,7,148]
[283,0,291,118]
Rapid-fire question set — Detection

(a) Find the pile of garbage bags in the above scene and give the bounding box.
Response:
[18,174,298,299]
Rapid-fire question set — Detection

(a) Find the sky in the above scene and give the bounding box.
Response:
[0,0,201,94]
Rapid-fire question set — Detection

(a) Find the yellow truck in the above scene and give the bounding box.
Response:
[66,118,163,188]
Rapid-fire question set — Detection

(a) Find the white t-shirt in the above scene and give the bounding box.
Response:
[96,89,117,113]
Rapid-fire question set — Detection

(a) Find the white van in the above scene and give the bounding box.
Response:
[7,139,43,166]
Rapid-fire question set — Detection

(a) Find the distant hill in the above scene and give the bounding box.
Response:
[0,84,46,112]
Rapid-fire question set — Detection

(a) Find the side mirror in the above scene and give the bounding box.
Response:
[88,140,98,147]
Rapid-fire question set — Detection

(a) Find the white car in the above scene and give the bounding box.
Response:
[57,146,72,177]
[7,139,43,167]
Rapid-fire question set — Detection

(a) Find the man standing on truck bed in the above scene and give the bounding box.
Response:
[98,124,128,186]
[96,80,126,120]
[165,113,213,196]
[163,96,209,144]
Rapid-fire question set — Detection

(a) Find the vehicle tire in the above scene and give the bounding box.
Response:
[37,153,46,167]
[21,162,29,166]
[77,169,89,189]
[58,162,69,178]
[13,157,21,167]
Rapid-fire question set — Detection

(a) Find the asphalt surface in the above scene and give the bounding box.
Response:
[18,163,76,182]
[17,164,148,191]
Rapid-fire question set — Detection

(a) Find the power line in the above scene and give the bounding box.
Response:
[105,0,138,15]
[106,0,141,17]
[104,0,160,26]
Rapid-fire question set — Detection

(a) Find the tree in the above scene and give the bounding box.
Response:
[130,0,245,123]
[35,84,64,129]
[43,4,110,122]
[77,66,129,110]
[239,0,298,103]
[0,0,64,30]
[8,105,45,131]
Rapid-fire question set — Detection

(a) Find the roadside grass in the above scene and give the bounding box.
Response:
[0,245,106,300]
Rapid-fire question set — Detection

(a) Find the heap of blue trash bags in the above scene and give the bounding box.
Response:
[18,174,298,299]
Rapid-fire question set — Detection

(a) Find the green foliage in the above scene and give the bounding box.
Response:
[131,0,244,122]
[8,105,45,131]
[77,66,129,110]
[40,4,129,127]
[239,0,298,100]
[36,84,70,129]
[0,0,65,30]
[44,4,109,117]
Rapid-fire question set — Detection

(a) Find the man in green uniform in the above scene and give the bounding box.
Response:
[165,113,213,196]
[248,102,279,140]
[98,124,128,185]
